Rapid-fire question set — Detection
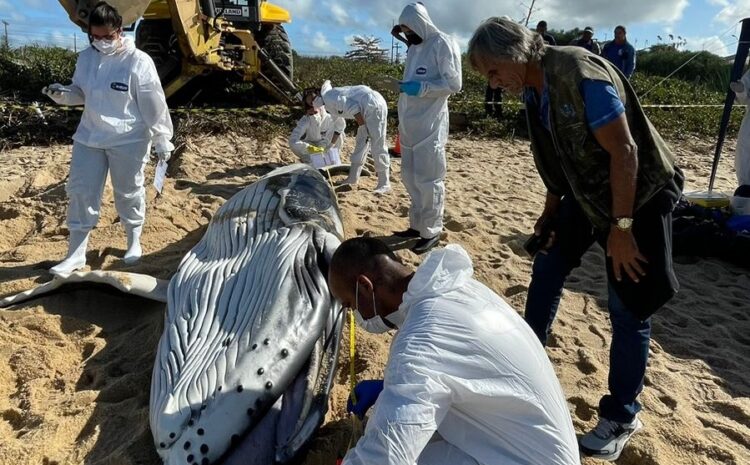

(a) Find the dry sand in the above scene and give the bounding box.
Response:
[0,130,748,465]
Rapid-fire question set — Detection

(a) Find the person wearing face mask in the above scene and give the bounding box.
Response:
[328,237,580,465]
[316,80,391,194]
[41,1,173,276]
[391,3,462,255]
[289,88,345,163]
[469,17,684,461]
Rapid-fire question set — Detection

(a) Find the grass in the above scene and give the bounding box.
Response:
[0,44,745,148]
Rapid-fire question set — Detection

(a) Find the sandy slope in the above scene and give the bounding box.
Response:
[0,131,748,465]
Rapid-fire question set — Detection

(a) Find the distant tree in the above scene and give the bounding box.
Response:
[549,28,583,46]
[345,35,388,62]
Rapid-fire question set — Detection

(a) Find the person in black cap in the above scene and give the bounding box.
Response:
[570,26,601,54]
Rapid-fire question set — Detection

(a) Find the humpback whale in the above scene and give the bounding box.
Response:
[0,164,346,464]
[150,164,345,465]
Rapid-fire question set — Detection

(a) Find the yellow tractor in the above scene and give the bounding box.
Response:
[57,0,299,103]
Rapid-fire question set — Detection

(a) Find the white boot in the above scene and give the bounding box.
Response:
[337,164,364,186]
[374,171,391,194]
[50,230,89,277]
[123,225,143,264]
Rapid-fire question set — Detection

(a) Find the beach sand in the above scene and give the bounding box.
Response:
[0,131,748,465]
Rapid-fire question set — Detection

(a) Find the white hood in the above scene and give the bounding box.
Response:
[398,2,440,42]
[401,244,474,309]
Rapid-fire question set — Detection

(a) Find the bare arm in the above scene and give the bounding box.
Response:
[591,113,647,282]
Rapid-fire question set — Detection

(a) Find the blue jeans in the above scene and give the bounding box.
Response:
[524,197,652,424]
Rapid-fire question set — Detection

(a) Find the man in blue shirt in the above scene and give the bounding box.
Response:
[602,26,636,79]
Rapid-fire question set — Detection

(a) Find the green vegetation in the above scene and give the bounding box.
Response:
[0,44,744,146]
[0,45,78,99]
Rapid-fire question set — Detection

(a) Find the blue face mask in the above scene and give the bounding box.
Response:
[354,281,392,334]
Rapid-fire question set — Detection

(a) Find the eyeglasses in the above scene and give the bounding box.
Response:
[90,30,120,41]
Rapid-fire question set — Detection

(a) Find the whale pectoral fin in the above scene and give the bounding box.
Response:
[0,271,169,308]
[275,306,345,463]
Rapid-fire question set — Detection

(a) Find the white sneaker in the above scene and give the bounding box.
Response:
[123,225,143,264]
[579,416,643,461]
[50,230,89,277]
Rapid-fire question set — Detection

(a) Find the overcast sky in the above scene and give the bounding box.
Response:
[1,0,749,57]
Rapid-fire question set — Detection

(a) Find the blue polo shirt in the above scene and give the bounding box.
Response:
[524,79,625,133]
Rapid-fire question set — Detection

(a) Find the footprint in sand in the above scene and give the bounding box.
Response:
[575,349,599,375]
[567,396,596,421]
[444,219,475,232]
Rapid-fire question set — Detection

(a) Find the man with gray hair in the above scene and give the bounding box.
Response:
[468,17,683,461]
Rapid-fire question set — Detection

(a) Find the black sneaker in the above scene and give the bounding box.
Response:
[412,236,440,254]
[393,228,420,238]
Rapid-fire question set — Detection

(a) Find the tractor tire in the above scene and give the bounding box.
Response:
[259,24,293,86]
[136,19,181,85]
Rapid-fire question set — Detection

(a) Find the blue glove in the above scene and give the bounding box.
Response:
[399,81,422,96]
[346,379,385,418]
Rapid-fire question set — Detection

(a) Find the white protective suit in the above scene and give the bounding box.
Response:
[53,36,173,233]
[734,69,750,187]
[343,245,580,465]
[398,3,462,239]
[288,107,345,162]
[320,80,390,183]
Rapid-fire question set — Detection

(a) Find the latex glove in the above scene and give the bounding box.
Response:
[730,81,745,95]
[346,379,384,419]
[41,83,69,104]
[399,81,422,96]
[157,151,171,163]
[307,145,325,154]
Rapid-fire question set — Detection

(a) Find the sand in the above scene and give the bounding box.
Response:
[0,130,748,465]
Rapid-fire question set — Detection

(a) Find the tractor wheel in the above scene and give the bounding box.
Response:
[135,19,181,85]
[259,24,293,85]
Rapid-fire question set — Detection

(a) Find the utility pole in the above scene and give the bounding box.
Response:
[2,20,9,49]
[522,0,537,27]
[73,33,77,52]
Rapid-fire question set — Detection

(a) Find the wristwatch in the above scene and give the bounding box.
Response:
[612,217,634,232]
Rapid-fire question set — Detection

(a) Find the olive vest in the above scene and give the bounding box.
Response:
[526,46,676,230]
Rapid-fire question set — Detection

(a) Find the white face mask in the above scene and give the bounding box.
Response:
[354,281,393,334]
[312,96,324,110]
[93,38,119,55]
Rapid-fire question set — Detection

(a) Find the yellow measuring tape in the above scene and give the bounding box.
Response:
[348,308,357,404]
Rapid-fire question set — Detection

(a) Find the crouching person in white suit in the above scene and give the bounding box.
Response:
[289,88,345,163]
[42,1,174,276]
[328,237,581,465]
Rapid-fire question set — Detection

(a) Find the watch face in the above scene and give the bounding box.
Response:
[617,218,633,229]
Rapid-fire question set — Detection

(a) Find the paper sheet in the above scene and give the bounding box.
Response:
[153,160,168,194]
[310,147,342,169]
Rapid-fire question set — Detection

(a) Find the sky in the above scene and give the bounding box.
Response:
[1,0,749,58]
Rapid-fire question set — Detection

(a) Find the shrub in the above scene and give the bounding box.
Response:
[0,46,77,99]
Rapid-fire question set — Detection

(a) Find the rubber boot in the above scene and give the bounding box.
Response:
[123,225,143,264]
[373,171,391,194]
[50,230,89,277]
[338,164,364,186]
